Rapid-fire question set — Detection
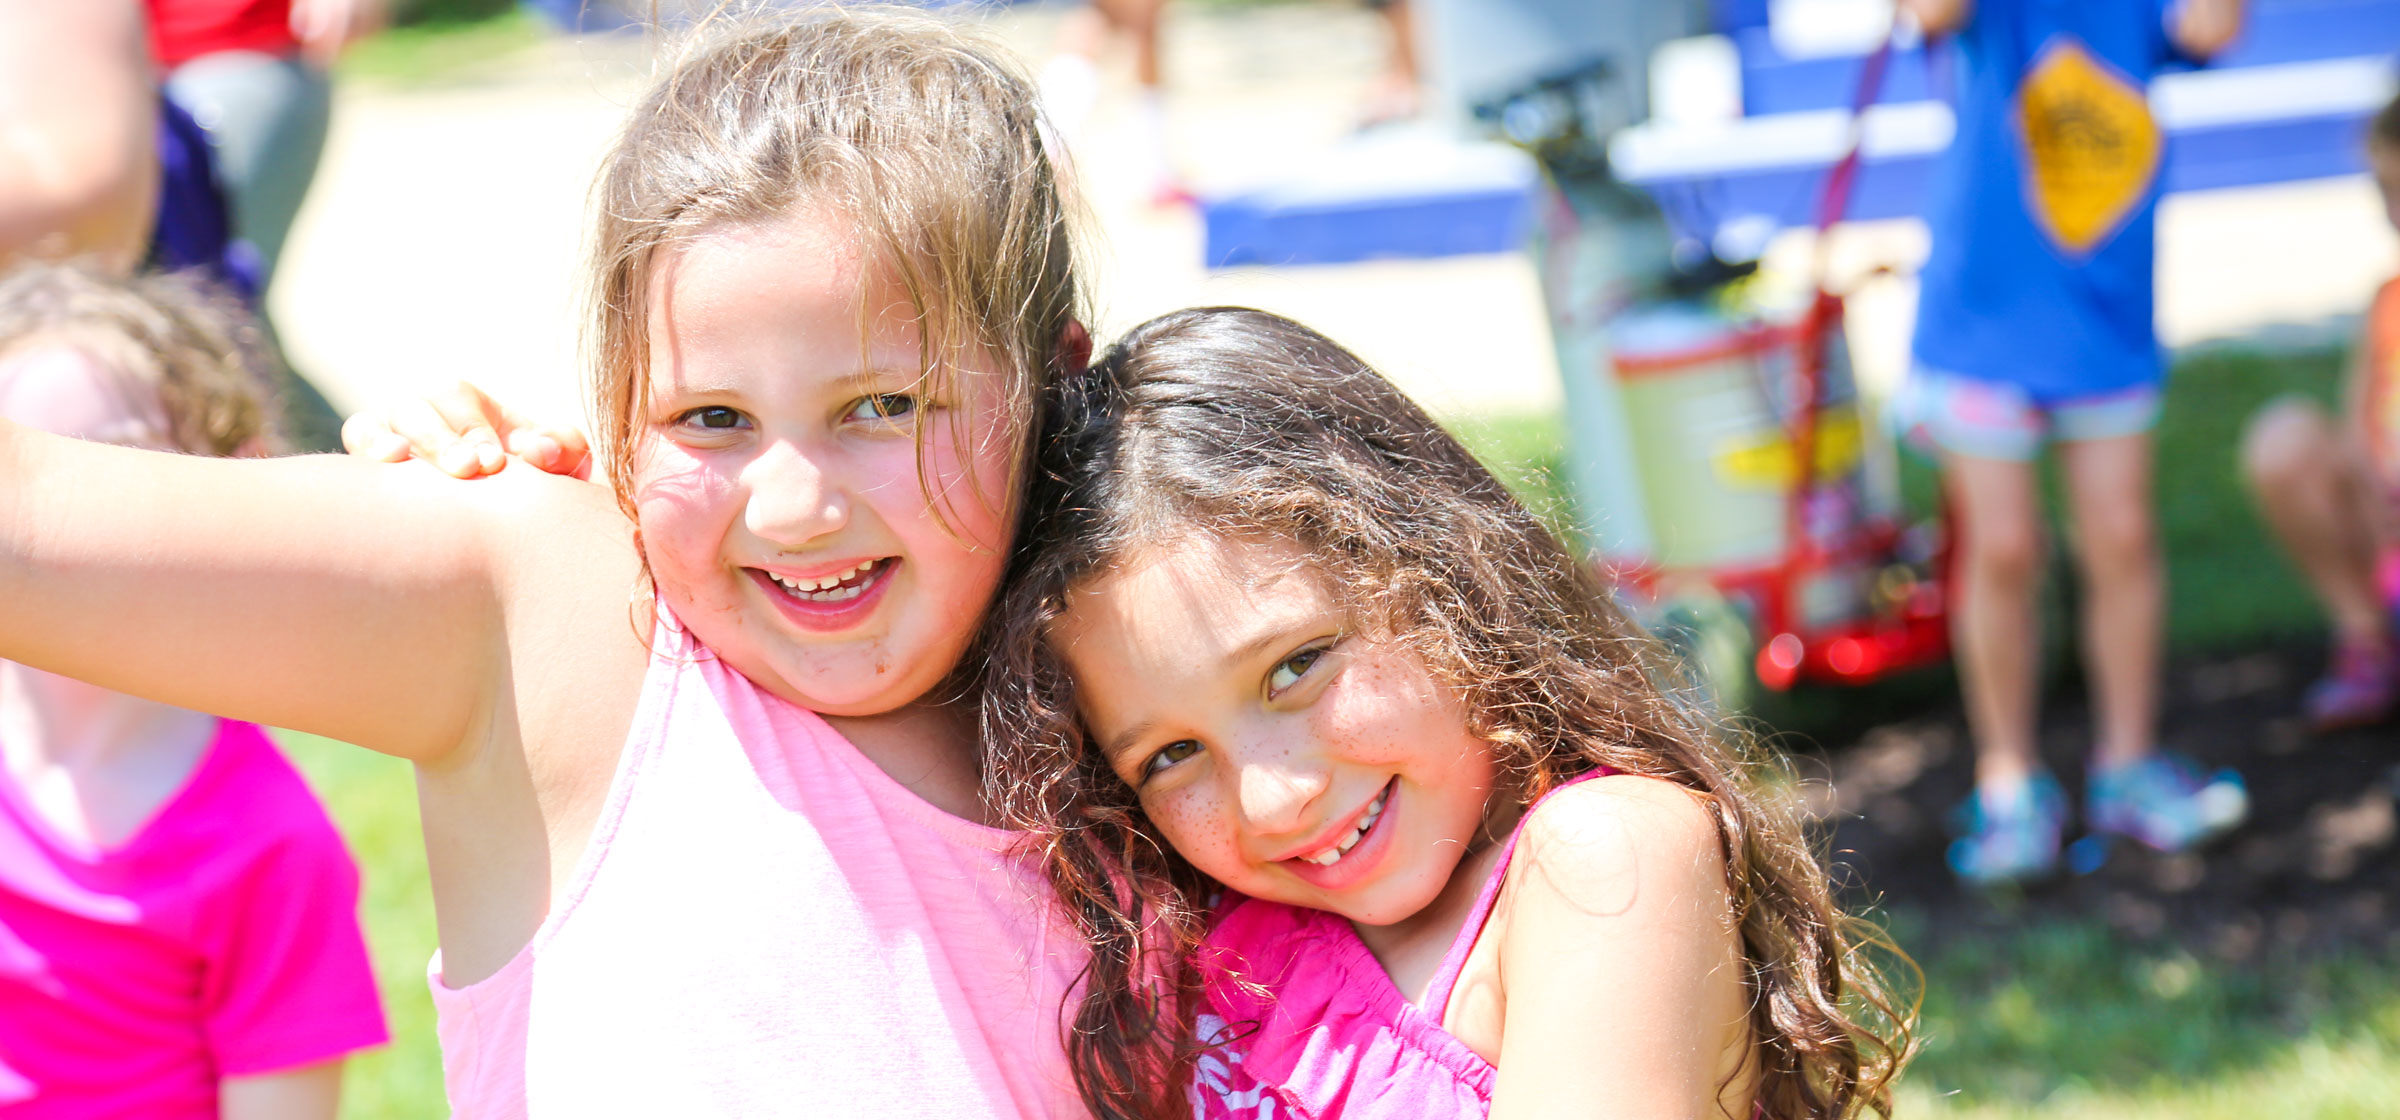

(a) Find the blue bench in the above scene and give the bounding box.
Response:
[1199,0,2400,267]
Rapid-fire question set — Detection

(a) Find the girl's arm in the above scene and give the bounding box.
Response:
[1487,777,1755,1119]
[221,1060,342,1120]
[0,418,636,763]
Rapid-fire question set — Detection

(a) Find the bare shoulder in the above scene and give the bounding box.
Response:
[394,458,649,772]
[389,456,644,603]
[1509,774,1727,911]
[445,456,646,653]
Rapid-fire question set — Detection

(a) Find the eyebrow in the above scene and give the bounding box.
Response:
[1101,719,1156,765]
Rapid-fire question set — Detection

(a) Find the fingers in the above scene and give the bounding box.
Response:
[339,409,410,462]
[337,384,503,478]
[342,382,595,480]
[414,388,510,478]
[493,402,594,479]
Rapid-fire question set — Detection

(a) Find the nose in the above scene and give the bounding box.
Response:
[1235,747,1332,840]
[741,440,850,547]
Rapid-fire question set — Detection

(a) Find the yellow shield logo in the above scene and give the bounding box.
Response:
[2016,38,2161,255]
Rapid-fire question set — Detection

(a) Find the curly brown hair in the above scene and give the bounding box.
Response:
[0,260,278,456]
[979,307,1915,1120]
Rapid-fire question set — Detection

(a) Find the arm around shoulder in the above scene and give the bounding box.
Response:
[1488,776,1756,1120]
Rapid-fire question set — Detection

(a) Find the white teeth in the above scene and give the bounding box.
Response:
[1296,786,1391,867]
[767,558,881,602]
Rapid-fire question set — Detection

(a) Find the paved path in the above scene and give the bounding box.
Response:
[274,4,2396,435]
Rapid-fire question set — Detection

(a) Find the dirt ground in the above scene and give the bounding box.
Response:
[1806,640,2400,960]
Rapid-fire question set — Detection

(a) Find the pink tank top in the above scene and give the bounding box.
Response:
[428,608,1086,1118]
[1187,772,1609,1119]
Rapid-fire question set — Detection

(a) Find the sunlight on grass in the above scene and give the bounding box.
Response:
[338,6,547,86]
[1889,917,2400,1115]
[274,732,445,1119]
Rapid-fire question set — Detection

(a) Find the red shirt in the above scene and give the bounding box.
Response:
[145,0,296,69]
[0,721,387,1117]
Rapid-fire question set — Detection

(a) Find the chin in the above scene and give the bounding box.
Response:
[1332,878,1445,928]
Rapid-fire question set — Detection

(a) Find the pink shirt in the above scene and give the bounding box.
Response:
[1189,772,1611,1119]
[430,608,1088,1118]
[0,720,388,1117]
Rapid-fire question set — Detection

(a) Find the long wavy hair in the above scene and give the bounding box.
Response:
[979,307,1915,1120]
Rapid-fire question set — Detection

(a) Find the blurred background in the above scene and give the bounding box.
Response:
[75,0,2400,1114]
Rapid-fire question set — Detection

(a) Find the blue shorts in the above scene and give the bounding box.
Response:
[1889,367,2162,462]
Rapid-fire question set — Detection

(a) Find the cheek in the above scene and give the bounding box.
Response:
[1143,788,1244,876]
[633,448,740,576]
[906,405,1020,555]
[1322,658,1460,763]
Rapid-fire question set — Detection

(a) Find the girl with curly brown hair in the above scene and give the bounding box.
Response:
[979,306,1915,1120]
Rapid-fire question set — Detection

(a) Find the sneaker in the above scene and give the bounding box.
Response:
[1947,773,2066,886]
[2085,753,2248,854]
[2303,640,2400,732]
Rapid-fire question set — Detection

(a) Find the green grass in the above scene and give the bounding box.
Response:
[1895,921,2400,1118]
[337,3,547,86]
[274,733,444,1119]
[275,345,2394,1116]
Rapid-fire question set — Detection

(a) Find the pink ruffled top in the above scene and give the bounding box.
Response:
[1188,772,1608,1119]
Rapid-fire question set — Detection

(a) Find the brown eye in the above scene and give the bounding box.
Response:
[844,394,920,422]
[1142,740,1204,780]
[677,406,745,430]
[1268,646,1327,695]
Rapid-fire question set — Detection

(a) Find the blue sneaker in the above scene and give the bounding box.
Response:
[2086,753,2248,854]
[1947,773,2067,886]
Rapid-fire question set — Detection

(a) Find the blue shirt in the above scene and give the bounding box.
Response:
[1912,0,2183,401]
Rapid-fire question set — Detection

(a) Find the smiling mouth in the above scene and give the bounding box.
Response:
[1293,780,1395,867]
[759,558,893,604]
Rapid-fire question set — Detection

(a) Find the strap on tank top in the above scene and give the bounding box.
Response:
[1421,768,1613,1017]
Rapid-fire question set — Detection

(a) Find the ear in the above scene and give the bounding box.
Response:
[1058,319,1093,374]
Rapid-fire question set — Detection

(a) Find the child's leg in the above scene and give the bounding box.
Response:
[2059,420,2247,852]
[2240,398,2388,647]
[1944,451,2048,789]
[2056,431,2162,769]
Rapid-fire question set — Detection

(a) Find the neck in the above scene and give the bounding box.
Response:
[0,661,215,774]
[821,697,990,825]
[1350,781,1530,997]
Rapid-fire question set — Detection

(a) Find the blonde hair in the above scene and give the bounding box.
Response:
[0,260,278,456]
[585,6,1084,521]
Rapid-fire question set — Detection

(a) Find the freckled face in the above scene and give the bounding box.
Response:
[633,208,1018,716]
[1054,535,1501,926]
